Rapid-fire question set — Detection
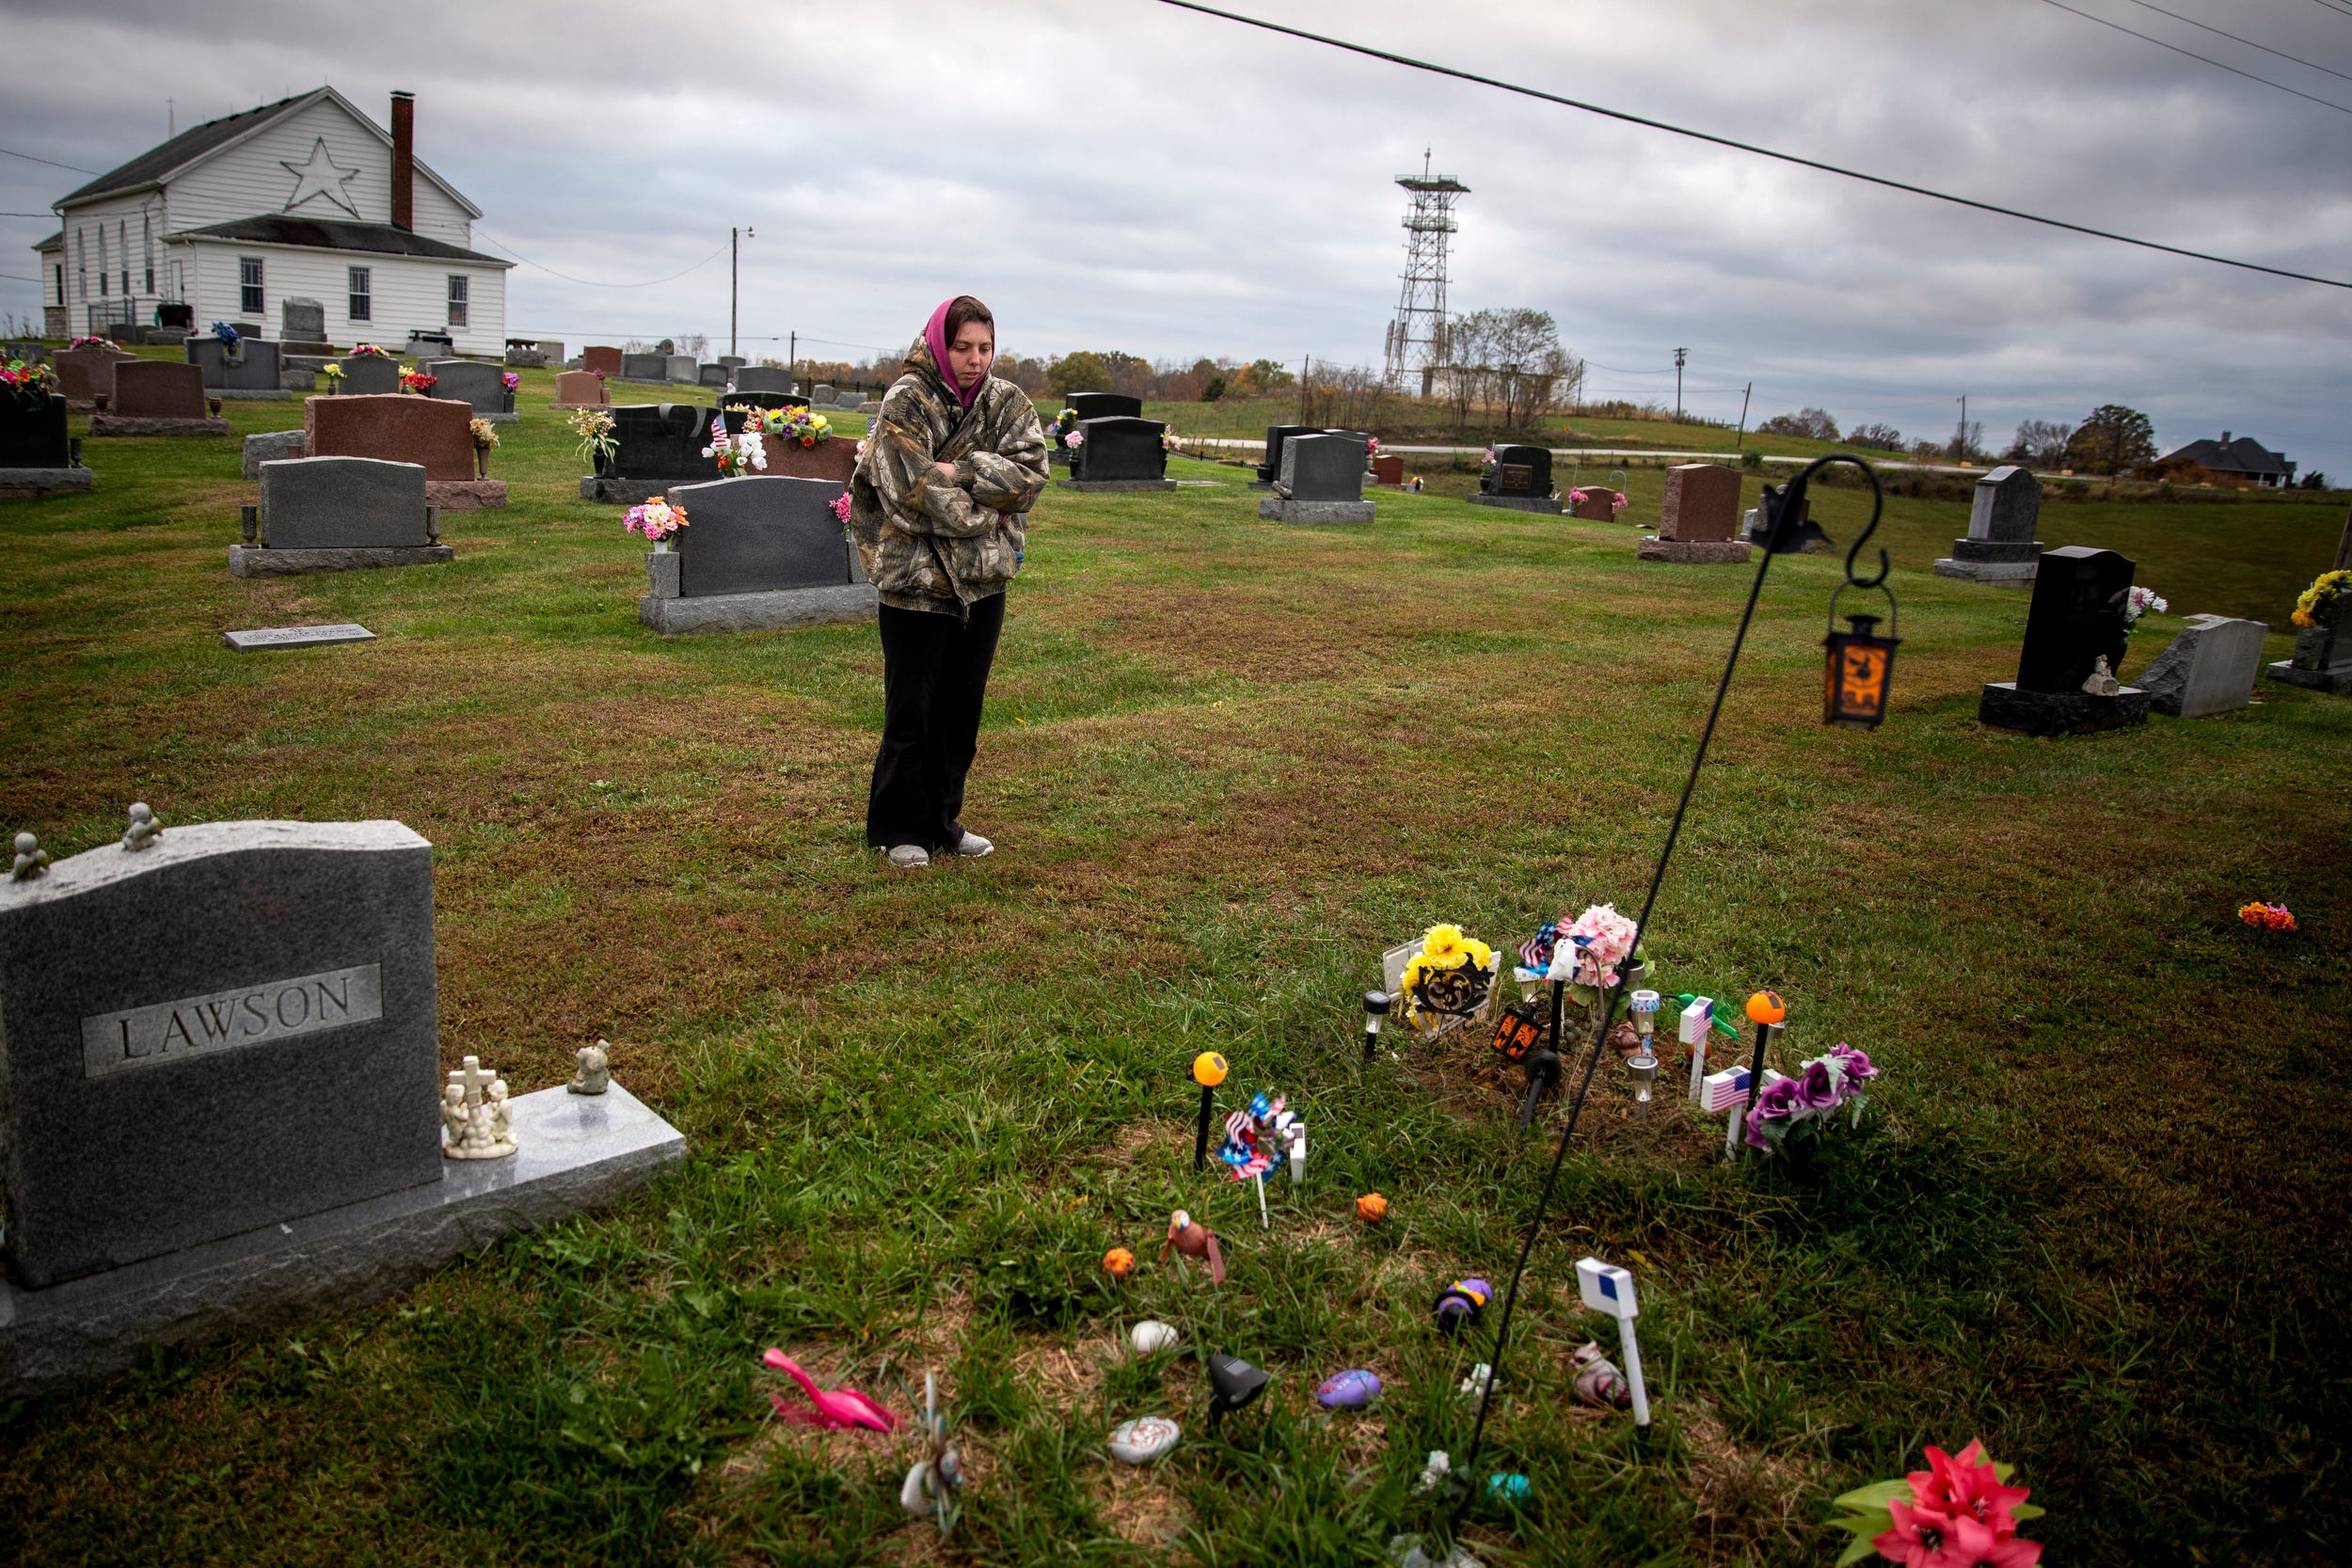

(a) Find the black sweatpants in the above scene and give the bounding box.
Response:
[866,592,1007,851]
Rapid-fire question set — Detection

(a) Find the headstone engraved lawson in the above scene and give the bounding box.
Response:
[1470,443,1561,514]
[641,474,877,635]
[1934,466,2044,582]
[1258,433,1375,524]
[0,818,688,1398]
[1979,546,2151,734]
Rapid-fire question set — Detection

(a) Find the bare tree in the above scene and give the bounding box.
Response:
[2006,420,2073,467]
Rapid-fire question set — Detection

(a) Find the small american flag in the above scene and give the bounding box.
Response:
[1700,1067,1752,1113]
[1519,922,1558,972]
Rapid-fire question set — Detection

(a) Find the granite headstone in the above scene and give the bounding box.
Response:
[580,346,624,378]
[423,359,512,420]
[553,370,609,407]
[1254,424,1312,486]
[1471,443,1560,514]
[732,366,794,394]
[1639,463,1750,563]
[664,354,698,384]
[619,353,666,382]
[640,474,877,634]
[1934,466,2044,582]
[1065,416,1173,489]
[280,297,326,345]
[1259,433,1374,523]
[2137,614,2268,717]
[336,354,402,397]
[1979,546,2149,734]
[186,336,286,396]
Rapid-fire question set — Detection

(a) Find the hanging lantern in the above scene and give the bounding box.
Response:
[1822,586,1899,729]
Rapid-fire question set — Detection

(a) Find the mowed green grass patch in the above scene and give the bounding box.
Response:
[0,365,2346,1567]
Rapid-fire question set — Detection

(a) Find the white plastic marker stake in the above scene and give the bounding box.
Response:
[1576,1257,1649,1428]
[1680,997,1714,1100]
[1703,1065,1752,1155]
[1286,1124,1306,1186]
[1256,1169,1269,1228]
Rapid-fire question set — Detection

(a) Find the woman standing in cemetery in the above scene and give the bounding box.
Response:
[849,295,1049,869]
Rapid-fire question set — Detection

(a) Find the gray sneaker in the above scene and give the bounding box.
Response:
[886,844,930,869]
[952,832,993,858]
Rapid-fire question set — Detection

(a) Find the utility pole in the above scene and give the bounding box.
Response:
[788,330,796,389]
[1956,394,1967,462]
[1674,347,1688,420]
[1736,381,1753,448]
[729,227,739,358]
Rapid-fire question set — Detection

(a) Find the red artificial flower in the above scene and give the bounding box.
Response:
[1877,1502,2042,1568]
[1908,1441,2033,1534]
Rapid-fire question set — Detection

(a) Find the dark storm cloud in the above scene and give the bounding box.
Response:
[2,0,2344,469]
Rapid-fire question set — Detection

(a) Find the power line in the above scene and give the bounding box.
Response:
[0,146,95,175]
[1150,0,2352,291]
[2303,0,2352,22]
[474,227,729,288]
[2040,0,2352,115]
[2121,0,2352,83]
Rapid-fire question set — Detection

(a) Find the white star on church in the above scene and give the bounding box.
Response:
[279,137,361,216]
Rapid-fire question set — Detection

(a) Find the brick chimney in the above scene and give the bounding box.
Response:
[389,90,414,231]
[2221,431,2232,445]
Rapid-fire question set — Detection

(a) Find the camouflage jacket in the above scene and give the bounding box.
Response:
[849,338,1049,616]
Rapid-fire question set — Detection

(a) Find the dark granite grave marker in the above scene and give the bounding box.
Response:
[1979,546,2149,733]
[88,362,229,437]
[186,337,286,397]
[639,475,876,634]
[1259,433,1374,523]
[619,353,667,382]
[336,355,401,397]
[1064,416,1174,490]
[1470,443,1561,514]
[0,393,89,494]
[581,404,720,503]
[230,456,451,578]
[732,366,794,394]
[1254,424,1311,486]
[1063,392,1141,422]
[422,359,513,422]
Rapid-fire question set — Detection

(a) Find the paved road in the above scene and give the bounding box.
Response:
[1178,436,2010,477]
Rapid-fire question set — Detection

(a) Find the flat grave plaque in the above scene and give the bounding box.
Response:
[223,624,377,651]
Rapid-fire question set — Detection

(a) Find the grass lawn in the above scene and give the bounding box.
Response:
[2,364,2347,1567]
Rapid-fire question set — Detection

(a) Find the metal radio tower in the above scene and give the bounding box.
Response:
[1382,150,1469,397]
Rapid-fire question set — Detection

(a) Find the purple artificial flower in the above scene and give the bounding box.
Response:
[1830,1042,1879,1080]
[1796,1060,1843,1111]
[1744,1077,1805,1148]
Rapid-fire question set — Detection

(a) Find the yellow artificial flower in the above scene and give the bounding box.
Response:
[1422,924,1469,966]
[1461,937,1496,970]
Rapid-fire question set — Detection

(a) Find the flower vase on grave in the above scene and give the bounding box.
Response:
[475,449,489,480]
[653,538,673,554]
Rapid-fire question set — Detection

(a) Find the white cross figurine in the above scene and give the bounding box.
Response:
[450,1055,498,1105]
[1577,1257,1650,1427]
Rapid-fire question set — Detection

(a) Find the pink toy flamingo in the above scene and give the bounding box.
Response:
[760,1349,896,1433]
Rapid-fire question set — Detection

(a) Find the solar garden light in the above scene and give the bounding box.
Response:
[1629,989,1661,1050]
[1576,1258,1650,1428]
[1206,1354,1268,1426]
[1361,990,1391,1062]
[1625,1052,1659,1113]
[1518,1049,1562,1132]
[1191,1052,1228,1172]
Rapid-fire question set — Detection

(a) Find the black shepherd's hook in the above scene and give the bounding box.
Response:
[1443,451,1886,1541]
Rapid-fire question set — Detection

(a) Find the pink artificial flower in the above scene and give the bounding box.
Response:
[1874,1507,2042,1567]
[830,489,852,524]
[1908,1442,2032,1536]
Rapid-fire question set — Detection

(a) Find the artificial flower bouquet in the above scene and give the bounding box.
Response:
[1065,428,1086,450]
[753,404,831,448]
[2293,569,2347,629]
[1055,407,1078,438]
[2,358,58,408]
[501,371,520,392]
[1543,903,1640,996]
[1365,436,1382,456]
[397,368,437,395]
[829,490,853,527]
[1567,487,1629,515]
[571,406,617,468]
[2238,900,2296,932]
[1396,923,1500,1031]
[318,361,345,387]
[468,417,500,452]
[2122,584,2168,635]
[625,498,688,546]
[1827,1440,2043,1567]
[348,342,392,358]
[1744,1042,1878,1153]
[65,335,112,352]
[1161,429,1181,452]
[703,414,766,477]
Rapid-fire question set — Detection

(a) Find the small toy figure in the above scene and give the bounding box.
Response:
[761,1349,894,1432]
[1103,1247,1136,1278]
[1162,1210,1226,1284]
[120,802,163,851]
[1572,1341,1632,1410]
[1434,1277,1491,1333]
[1356,1193,1390,1224]
[568,1039,611,1095]
[2082,656,2122,696]
[10,832,48,882]
[441,1055,517,1160]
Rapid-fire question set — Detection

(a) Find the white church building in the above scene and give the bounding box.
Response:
[35,87,510,353]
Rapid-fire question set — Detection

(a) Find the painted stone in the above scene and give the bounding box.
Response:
[1316,1369,1383,1409]
[1106,1415,1181,1464]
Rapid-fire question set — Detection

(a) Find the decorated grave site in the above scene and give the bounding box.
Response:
[1,352,2349,1567]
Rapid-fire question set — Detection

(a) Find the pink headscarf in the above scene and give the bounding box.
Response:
[924,296,985,410]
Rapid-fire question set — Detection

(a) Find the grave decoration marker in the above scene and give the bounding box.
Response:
[222,624,377,651]
[581,345,624,378]
[186,336,290,400]
[1979,546,2150,734]
[0,816,685,1398]
[422,359,516,423]
[0,389,93,496]
[2138,614,2268,716]
[1470,443,1561,514]
[1638,463,1748,562]
[1253,424,1312,489]
[640,474,877,635]
[583,404,720,505]
[1933,466,2044,583]
[305,392,506,509]
[552,370,610,409]
[1061,415,1177,491]
[733,366,795,395]
[87,362,230,437]
[230,456,452,578]
[2267,567,2352,694]
[619,352,667,382]
[334,352,402,397]
[1259,433,1374,523]
[54,343,137,412]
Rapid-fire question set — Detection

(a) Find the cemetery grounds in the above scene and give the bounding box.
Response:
[1,358,2347,1567]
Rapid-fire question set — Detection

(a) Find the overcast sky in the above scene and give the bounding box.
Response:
[4,0,2346,472]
